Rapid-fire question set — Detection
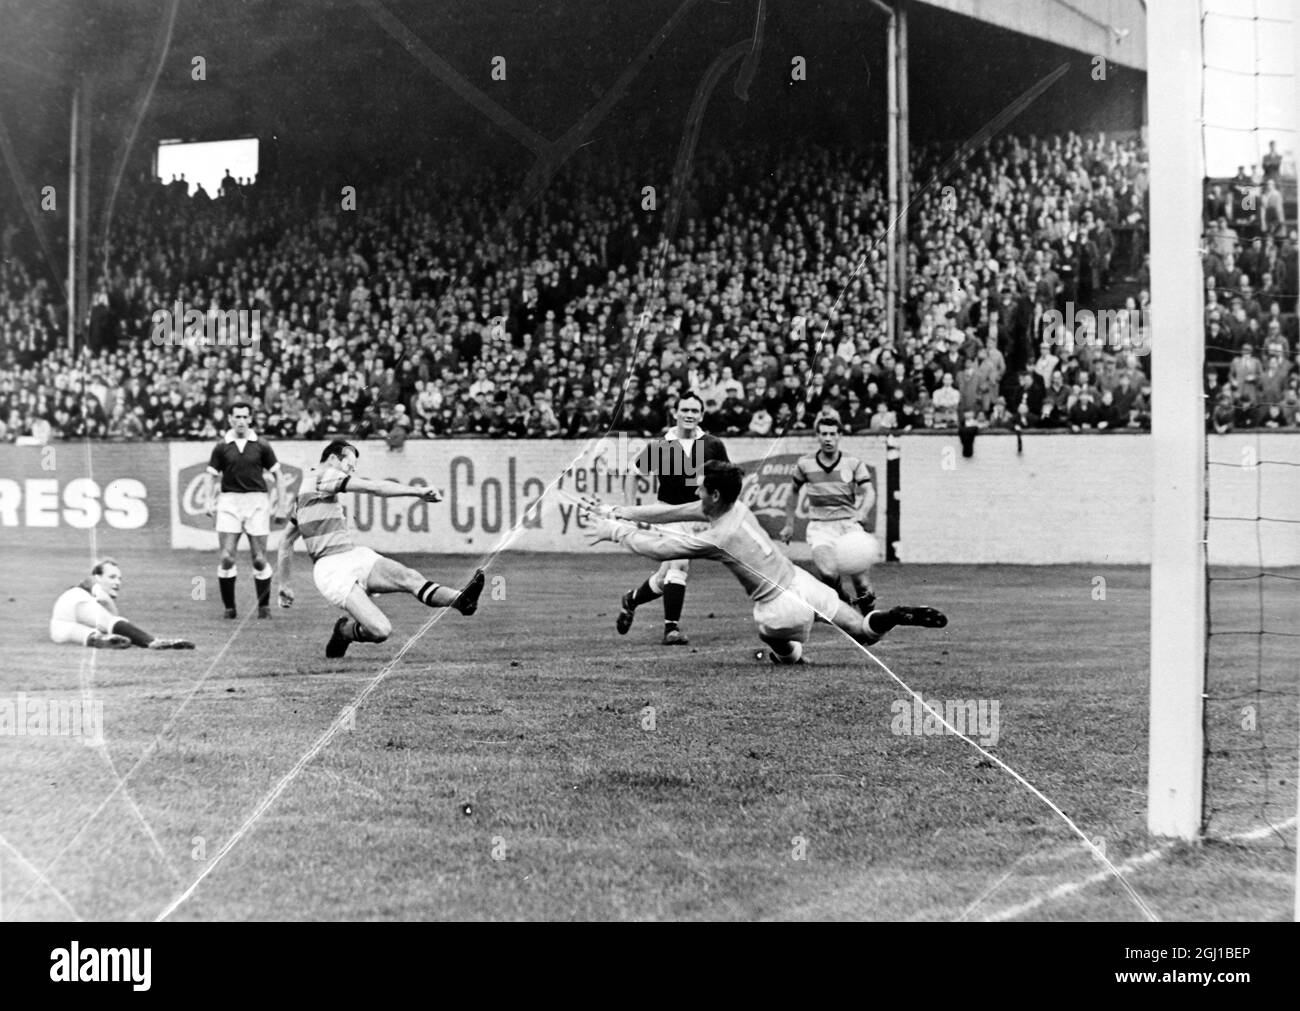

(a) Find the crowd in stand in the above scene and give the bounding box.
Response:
[3,129,1289,443]
[1202,142,1300,431]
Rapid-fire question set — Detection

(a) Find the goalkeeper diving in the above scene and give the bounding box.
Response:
[585,461,946,664]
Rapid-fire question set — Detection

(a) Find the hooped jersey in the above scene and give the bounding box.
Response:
[792,451,871,521]
[288,466,357,563]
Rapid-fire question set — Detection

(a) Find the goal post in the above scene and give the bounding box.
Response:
[1147,0,1207,840]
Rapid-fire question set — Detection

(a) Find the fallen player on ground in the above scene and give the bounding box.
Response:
[49,559,195,649]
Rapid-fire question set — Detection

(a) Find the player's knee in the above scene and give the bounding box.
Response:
[367,616,392,642]
[218,553,236,569]
[663,567,688,587]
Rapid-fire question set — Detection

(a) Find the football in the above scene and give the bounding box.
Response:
[833,528,882,576]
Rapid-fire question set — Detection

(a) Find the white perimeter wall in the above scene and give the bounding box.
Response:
[165,433,1298,566]
[897,432,1300,565]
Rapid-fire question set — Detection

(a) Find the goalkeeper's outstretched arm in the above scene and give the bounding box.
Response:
[586,518,714,562]
[609,500,706,524]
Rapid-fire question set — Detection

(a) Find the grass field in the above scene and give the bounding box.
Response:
[1,547,1294,921]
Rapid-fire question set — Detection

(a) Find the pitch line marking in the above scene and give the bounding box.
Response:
[981,816,1298,922]
[16,616,252,910]
[0,832,83,921]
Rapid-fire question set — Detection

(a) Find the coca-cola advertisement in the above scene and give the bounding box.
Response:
[741,453,878,543]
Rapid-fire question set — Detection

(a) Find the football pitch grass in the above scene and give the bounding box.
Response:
[1,548,1294,921]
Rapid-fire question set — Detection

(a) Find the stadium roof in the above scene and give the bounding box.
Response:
[0,0,1145,188]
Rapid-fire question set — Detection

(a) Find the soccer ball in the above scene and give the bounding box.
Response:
[833,529,882,576]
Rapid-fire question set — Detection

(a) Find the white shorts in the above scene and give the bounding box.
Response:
[216,491,271,536]
[805,518,863,552]
[752,567,843,642]
[313,546,382,608]
[49,588,116,644]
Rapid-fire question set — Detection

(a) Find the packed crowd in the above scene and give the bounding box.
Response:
[1201,146,1300,430]
[3,129,1271,444]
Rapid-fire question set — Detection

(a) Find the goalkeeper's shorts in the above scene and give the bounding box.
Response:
[752,567,841,642]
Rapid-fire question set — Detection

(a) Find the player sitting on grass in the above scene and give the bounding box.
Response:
[276,439,486,658]
[49,559,195,649]
[585,461,946,664]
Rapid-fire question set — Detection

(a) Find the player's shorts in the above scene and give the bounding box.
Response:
[216,491,271,536]
[752,567,842,642]
[49,588,117,644]
[654,520,708,571]
[805,517,863,552]
[313,546,382,608]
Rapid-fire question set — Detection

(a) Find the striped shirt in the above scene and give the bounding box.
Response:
[618,501,796,603]
[289,467,356,562]
[792,451,871,521]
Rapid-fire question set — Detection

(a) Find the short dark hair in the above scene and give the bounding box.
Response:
[230,402,252,416]
[677,391,705,410]
[92,558,120,576]
[702,460,744,505]
[816,416,841,433]
[320,439,358,464]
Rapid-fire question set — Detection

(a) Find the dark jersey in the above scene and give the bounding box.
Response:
[636,428,730,505]
[207,432,278,493]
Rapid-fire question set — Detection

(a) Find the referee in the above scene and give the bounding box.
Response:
[204,402,285,619]
[615,391,729,645]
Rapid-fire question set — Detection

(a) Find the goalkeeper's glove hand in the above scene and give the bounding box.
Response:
[585,517,629,546]
[579,496,618,521]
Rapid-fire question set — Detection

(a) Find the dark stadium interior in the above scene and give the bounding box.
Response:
[0,0,1292,443]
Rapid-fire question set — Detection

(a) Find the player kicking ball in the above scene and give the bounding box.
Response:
[586,462,946,664]
[780,416,877,614]
[49,559,195,649]
[276,440,485,658]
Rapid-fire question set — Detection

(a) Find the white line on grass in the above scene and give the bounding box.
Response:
[153,604,460,920]
[982,816,1298,922]
[76,650,183,886]
[16,616,251,910]
[0,831,83,921]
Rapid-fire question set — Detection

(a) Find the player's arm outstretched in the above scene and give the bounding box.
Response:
[586,517,714,562]
[348,476,444,501]
[595,500,707,524]
[276,521,302,608]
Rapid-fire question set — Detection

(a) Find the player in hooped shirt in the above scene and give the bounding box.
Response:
[276,440,486,658]
[615,392,729,645]
[589,462,946,664]
[780,416,877,613]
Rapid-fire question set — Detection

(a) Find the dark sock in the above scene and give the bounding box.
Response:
[629,579,660,608]
[112,618,155,647]
[346,619,383,643]
[254,577,271,608]
[417,580,442,607]
[662,583,685,624]
[219,574,236,609]
[865,610,896,637]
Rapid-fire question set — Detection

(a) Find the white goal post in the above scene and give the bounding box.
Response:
[1147,0,1206,841]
